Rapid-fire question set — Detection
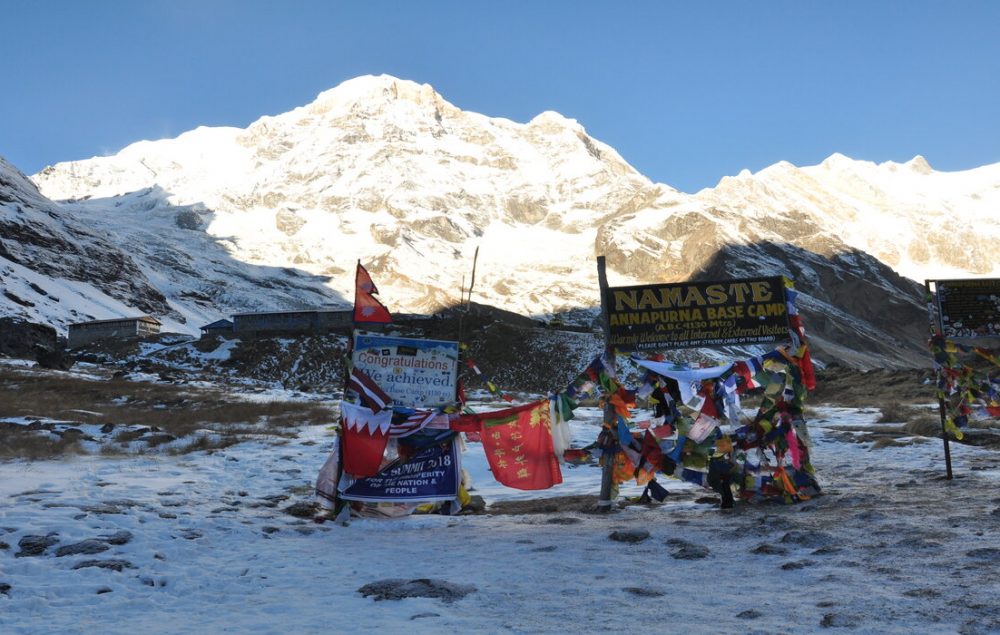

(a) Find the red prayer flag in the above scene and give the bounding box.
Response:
[476,400,563,491]
[354,262,392,323]
[798,345,817,391]
[340,401,393,477]
[448,413,481,433]
[640,430,664,467]
[348,366,392,413]
[342,426,390,477]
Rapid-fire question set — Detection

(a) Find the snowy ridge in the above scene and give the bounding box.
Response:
[701,153,1000,282]
[1,75,998,367]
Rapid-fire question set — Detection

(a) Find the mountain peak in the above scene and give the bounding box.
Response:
[529,110,580,127]
[309,74,449,112]
[820,152,855,169]
[905,154,933,174]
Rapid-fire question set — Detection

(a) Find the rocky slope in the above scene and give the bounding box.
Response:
[0,156,174,325]
[0,158,340,334]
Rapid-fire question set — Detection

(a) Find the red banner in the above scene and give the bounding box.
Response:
[476,401,562,491]
[354,263,392,323]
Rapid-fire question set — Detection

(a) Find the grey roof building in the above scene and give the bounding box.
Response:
[231,309,352,335]
[67,315,162,348]
[199,319,234,337]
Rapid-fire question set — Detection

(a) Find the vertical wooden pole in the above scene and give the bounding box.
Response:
[926,280,953,480]
[467,246,479,311]
[458,274,465,344]
[937,397,954,480]
[597,256,615,509]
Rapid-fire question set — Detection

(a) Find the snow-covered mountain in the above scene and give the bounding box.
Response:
[4,74,999,367]
[0,158,341,334]
[0,156,175,328]
[702,154,1000,282]
[31,76,655,318]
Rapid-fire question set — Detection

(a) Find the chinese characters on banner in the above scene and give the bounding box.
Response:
[476,400,563,490]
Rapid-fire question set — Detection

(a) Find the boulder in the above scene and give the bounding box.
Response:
[358,578,476,603]
[15,534,59,557]
[56,540,110,557]
[609,530,650,544]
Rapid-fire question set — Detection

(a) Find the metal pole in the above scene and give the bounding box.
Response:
[596,256,615,510]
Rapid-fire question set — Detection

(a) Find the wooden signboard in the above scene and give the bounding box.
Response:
[602,276,790,352]
[933,278,1000,339]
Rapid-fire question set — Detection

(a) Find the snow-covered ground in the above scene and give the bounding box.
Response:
[2,401,1000,634]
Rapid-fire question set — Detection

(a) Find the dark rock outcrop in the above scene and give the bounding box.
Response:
[358,578,476,603]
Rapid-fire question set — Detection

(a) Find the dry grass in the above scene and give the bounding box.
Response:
[0,428,84,460]
[902,412,1000,437]
[876,402,911,424]
[902,414,945,438]
[144,433,178,448]
[99,444,129,457]
[1,366,335,428]
[115,428,149,443]
[167,434,241,455]
[208,424,300,439]
[870,437,929,449]
[0,366,336,458]
[809,368,936,407]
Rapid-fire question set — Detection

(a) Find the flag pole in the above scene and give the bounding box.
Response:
[457,247,478,384]
[596,256,615,511]
[328,260,363,524]
[457,274,466,346]
[925,279,953,480]
[348,259,361,388]
[466,245,479,311]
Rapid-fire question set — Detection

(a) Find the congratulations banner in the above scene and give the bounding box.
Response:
[352,333,459,407]
[604,276,790,351]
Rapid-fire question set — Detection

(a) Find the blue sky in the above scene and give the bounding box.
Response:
[3,1,998,192]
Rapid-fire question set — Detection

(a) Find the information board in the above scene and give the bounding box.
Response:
[603,276,790,351]
[934,278,1000,339]
[352,332,459,407]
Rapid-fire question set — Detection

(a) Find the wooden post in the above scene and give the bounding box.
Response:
[926,280,953,480]
[457,274,466,345]
[597,256,615,510]
[467,246,479,311]
[937,397,954,480]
